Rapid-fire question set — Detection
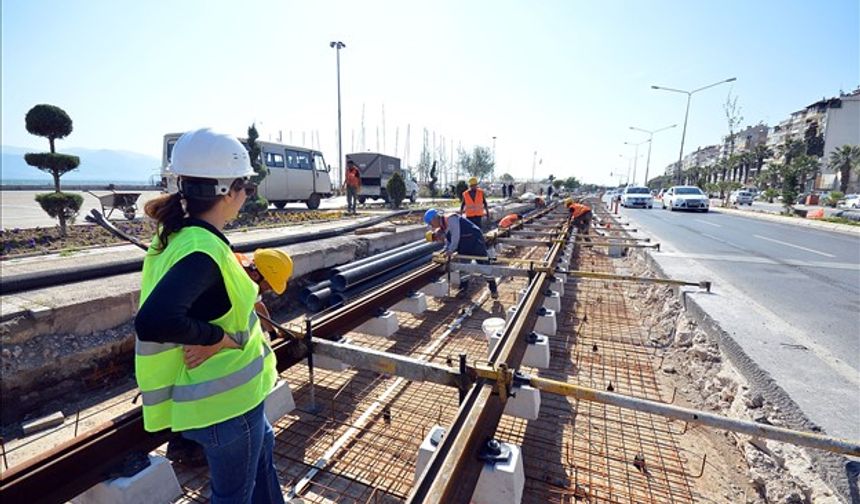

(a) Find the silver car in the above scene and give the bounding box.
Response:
[621,186,653,208]
[730,190,754,206]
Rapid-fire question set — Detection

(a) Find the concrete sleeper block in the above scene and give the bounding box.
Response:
[420,278,448,298]
[542,290,561,312]
[265,379,296,424]
[72,455,181,504]
[393,292,428,314]
[356,310,399,338]
[534,309,557,336]
[504,384,541,420]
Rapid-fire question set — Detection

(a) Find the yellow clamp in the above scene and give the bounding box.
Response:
[473,362,514,402]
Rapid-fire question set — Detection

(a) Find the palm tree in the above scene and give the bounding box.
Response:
[828,145,860,193]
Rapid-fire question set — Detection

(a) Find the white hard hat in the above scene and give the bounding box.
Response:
[170,128,254,180]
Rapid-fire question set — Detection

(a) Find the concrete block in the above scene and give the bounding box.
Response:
[415,425,447,480]
[72,455,181,504]
[22,411,64,435]
[549,277,564,297]
[554,272,567,284]
[516,288,528,303]
[265,379,296,424]
[523,333,550,368]
[472,442,525,504]
[609,244,624,258]
[542,290,561,312]
[505,306,517,323]
[314,338,351,371]
[393,292,428,314]
[534,308,557,336]
[421,278,448,298]
[356,310,399,338]
[504,384,541,420]
[449,270,461,286]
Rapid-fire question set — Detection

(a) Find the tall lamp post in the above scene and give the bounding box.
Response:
[651,77,736,183]
[623,140,649,186]
[629,124,677,186]
[330,41,346,189]
[492,136,497,181]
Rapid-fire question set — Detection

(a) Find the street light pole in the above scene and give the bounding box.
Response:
[532,150,537,183]
[630,124,677,186]
[624,140,648,185]
[330,41,346,189]
[652,77,736,184]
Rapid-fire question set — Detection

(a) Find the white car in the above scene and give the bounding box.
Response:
[837,194,860,209]
[662,185,710,212]
[729,190,754,206]
[621,186,653,208]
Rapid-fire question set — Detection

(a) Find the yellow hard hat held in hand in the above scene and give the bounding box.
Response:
[425,230,435,242]
[468,176,478,186]
[254,248,293,295]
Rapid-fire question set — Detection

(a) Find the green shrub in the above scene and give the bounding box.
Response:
[454,180,468,201]
[826,191,844,207]
[386,171,406,209]
[35,192,83,223]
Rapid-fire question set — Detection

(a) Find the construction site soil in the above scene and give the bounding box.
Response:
[0,213,846,503]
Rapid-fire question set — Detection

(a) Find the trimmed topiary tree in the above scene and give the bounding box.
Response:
[386,171,406,209]
[242,123,269,216]
[24,104,81,236]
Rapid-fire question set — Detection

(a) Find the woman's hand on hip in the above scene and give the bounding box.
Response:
[184,334,241,369]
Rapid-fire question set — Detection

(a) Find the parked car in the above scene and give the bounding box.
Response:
[837,194,860,209]
[729,190,754,206]
[661,186,709,212]
[620,186,653,208]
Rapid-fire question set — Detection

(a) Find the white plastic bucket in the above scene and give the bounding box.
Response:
[481,317,506,340]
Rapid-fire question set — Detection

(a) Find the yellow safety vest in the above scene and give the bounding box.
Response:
[462,188,485,217]
[136,226,277,432]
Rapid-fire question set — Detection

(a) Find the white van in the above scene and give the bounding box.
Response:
[162,133,333,209]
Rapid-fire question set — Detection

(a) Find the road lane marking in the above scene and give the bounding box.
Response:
[694,219,721,228]
[659,252,860,271]
[700,232,738,248]
[753,234,836,258]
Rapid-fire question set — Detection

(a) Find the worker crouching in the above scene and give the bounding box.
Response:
[134,128,286,504]
[424,208,499,299]
[565,198,593,235]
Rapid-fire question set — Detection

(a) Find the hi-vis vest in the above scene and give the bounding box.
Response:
[462,188,485,217]
[569,203,591,219]
[499,214,519,228]
[136,226,277,432]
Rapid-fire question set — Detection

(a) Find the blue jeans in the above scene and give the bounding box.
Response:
[181,402,284,504]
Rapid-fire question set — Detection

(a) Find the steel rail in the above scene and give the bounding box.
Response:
[406,221,569,504]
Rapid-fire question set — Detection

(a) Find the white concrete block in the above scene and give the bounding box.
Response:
[356,310,399,337]
[516,288,528,303]
[415,425,447,480]
[609,244,624,258]
[393,292,428,314]
[504,384,541,420]
[554,272,567,284]
[472,442,525,504]
[265,379,296,424]
[534,309,557,336]
[420,278,448,298]
[488,332,501,356]
[542,290,561,312]
[505,306,517,323]
[523,333,551,368]
[449,270,461,285]
[22,411,64,435]
[73,455,181,504]
[549,277,564,297]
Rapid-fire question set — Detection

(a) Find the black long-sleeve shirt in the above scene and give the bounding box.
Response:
[134,219,232,346]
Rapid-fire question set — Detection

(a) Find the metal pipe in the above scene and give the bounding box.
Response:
[559,269,710,291]
[448,263,533,278]
[329,255,433,305]
[330,242,441,292]
[495,237,552,247]
[328,240,425,277]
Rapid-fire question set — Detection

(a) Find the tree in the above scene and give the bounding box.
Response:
[24,104,82,237]
[464,146,494,180]
[804,122,825,158]
[499,173,514,183]
[242,123,269,216]
[828,144,860,193]
[428,161,438,198]
[773,154,819,212]
[454,180,468,201]
[552,179,564,189]
[562,176,580,190]
[386,171,406,209]
[723,92,743,155]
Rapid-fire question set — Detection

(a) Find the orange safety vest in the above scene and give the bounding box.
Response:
[346,167,361,188]
[569,203,591,219]
[462,188,485,217]
[499,214,519,228]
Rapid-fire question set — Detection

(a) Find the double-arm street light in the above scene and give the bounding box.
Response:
[629,124,677,186]
[623,139,649,186]
[330,41,346,188]
[651,77,736,183]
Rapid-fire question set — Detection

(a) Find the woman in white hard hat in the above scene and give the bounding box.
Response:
[135,128,284,503]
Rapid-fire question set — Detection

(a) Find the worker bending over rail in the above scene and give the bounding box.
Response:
[424,208,499,299]
[134,128,286,504]
[565,198,593,234]
[498,213,523,229]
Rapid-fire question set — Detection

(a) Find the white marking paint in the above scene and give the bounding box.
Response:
[754,234,836,258]
[659,252,860,271]
[700,233,737,248]
[694,219,721,228]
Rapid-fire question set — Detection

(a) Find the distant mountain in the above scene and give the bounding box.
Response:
[1,145,161,183]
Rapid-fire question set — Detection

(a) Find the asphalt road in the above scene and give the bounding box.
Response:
[618,205,860,439]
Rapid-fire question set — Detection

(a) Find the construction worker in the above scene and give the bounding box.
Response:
[498,213,523,229]
[135,129,284,503]
[235,248,294,337]
[567,199,593,234]
[534,196,546,209]
[343,159,362,214]
[424,208,499,299]
[460,176,490,229]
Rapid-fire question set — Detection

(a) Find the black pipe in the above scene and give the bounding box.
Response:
[1,210,411,296]
[330,242,441,292]
[300,280,331,305]
[329,254,433,306]
[305,287,333,312]
[328,239,425,277]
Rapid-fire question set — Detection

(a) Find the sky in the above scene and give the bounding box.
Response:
[2,0,858,186]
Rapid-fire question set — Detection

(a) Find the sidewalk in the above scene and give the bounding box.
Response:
[708,200,860,236]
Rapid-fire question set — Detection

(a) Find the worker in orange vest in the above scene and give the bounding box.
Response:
[565,198,592,234]
[343,159,362,214]
[461,177,490,229]
[498,213,523,229]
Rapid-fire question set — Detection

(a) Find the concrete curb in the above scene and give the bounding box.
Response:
[709,205,860,237]
[637,247,858,503]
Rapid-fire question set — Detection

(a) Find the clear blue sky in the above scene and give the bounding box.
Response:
[2,0,857,185]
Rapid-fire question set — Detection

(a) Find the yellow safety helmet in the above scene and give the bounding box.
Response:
[564,197,573,206]
[468,176,478,186]
[425,230,435,242]
[254,248,293,295]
